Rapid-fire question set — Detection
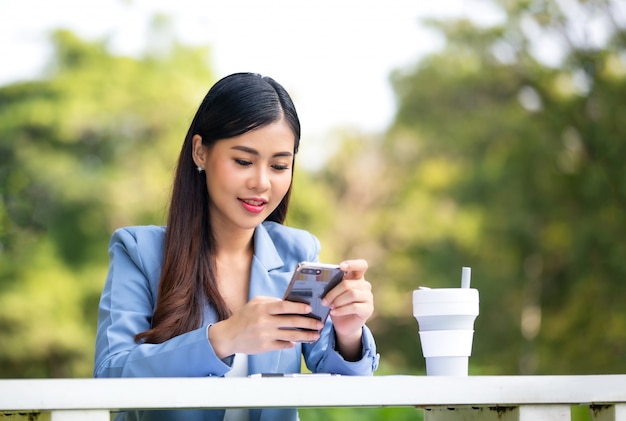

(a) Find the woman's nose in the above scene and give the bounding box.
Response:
[248,167,270,191]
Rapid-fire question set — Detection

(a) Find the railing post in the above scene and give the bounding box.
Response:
[517,405,571,420]
[424,405,572,420]
[590,404,626,421]
[50,411,110,421]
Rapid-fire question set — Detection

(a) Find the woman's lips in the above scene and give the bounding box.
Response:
[239,198,267,214]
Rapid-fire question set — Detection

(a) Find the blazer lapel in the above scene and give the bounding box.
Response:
[248,224,293,375]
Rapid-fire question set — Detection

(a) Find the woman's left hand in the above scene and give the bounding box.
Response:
[321,259,373,360]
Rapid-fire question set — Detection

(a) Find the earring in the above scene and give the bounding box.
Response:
[196,165,204,173]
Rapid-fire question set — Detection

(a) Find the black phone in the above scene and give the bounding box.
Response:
[282,262,345,328]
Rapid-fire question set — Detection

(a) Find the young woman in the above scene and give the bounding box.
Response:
[94,72,379,421]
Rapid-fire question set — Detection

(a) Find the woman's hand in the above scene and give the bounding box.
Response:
[208,297,324,358]
[321,259,374,361]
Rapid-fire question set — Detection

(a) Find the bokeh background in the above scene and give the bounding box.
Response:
[1,0,625,420]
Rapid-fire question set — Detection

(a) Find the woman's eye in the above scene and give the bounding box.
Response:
[272,164,290,171]
[235,159,252,167]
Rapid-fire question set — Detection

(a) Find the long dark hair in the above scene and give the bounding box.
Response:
[136,73,301,344]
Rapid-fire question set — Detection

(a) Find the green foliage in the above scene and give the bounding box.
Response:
[1,0,625,386]
[340,0,625,374]
[300,406,423,421]
[0,28,214,377]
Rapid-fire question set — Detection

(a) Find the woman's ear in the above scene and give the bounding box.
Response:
[192,135,206,169]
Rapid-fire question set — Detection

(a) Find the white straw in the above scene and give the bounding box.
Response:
[461,267,471,288]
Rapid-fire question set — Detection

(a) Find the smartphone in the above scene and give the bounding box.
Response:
[282,262,345,329]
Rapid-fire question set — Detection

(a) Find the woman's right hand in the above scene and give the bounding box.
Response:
[207,296,324,358]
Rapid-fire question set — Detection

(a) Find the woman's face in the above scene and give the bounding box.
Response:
[194,119,295,233]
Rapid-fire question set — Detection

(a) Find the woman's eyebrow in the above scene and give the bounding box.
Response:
[231,145,293,158]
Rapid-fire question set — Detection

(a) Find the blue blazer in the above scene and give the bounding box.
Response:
[94,222,379,421]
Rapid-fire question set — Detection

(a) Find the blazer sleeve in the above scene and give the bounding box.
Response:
[93,227,231,378]
[302,323,380,376]
[276,223,380,376]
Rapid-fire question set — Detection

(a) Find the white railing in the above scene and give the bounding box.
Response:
[1,375,625,420]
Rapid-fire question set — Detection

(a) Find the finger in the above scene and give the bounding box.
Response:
[278,314,325,332]
[327,283,372,309]
[268,300,313,316]
[322,278,372,307]
[249,296,282,304]
[339,259,368,280]
[276,328,322,344]
[330,300,374,319]
[329,294,373,319]
[321,280,347,306]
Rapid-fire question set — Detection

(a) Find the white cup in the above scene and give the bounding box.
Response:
[413,287,479,376]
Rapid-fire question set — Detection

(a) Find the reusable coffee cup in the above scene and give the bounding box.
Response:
[413,267,479,376]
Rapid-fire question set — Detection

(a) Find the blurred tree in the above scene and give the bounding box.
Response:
[2,0,624,386]
[320,0,626,374]
[0,26,215,377]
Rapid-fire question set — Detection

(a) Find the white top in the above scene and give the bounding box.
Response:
[223,353,249,421]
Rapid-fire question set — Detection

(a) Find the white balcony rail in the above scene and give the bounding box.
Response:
[1,375,625,420]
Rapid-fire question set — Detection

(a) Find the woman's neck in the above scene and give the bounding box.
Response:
[212,224,255,261]
[212,226,255,314]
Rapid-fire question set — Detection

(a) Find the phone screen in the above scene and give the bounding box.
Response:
[283,262,345,327]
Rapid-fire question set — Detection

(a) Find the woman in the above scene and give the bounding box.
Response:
[94,72,379,421]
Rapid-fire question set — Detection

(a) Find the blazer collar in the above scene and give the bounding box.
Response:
[252,222,284,271]
[248,223,290,375]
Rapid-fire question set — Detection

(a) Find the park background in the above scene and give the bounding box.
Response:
[1,0,625,420]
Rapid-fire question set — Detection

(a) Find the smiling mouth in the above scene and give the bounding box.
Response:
[239,198,268,214]
[240,198,267,206]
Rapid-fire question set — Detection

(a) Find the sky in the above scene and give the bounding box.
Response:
[0,0,503,167]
